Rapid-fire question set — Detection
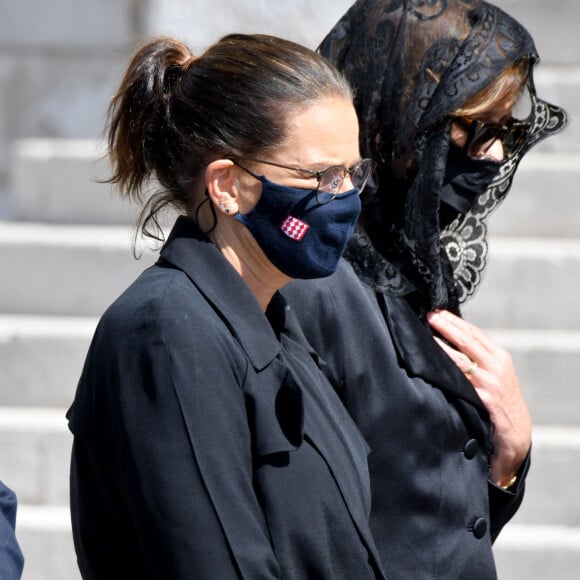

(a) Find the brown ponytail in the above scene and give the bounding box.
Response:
[105,37,194,242]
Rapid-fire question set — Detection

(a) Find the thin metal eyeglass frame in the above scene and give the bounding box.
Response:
[231,157,374,203]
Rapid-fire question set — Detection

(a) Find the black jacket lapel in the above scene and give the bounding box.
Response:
[379,292,486,411]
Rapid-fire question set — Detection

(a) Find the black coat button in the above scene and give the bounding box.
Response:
[472,518,488,539]
[463,438,479,460]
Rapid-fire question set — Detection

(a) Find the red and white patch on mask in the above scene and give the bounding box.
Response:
[280,215,309,241]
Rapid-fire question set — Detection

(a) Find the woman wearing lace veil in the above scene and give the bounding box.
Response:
[283,1,567,578]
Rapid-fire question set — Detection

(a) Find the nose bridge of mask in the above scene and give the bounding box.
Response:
[250,174,318,210]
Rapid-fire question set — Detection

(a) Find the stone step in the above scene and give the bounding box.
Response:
[511,427,580,528]
[144,0,580,68]
[463,236,580,330]
[3,221,580,328]
[9,139,141,225]
[0,407,70,506]
[490,151,580,238]
[17,505,80,580]
[494,524,580,580]
[0,220,157,316]
[0,315,96,407]
[487,329,580,425]
[1,315,578,425]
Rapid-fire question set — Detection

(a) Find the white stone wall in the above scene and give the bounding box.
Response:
[0,0,353,194]
[143,0,354,53]
[0,0,138,189]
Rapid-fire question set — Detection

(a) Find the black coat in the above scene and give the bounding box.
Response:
[67,217,385,580]
[283,259,530,580]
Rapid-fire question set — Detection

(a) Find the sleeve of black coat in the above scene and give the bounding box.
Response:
[488,449,531,542]
[69,274,281,579]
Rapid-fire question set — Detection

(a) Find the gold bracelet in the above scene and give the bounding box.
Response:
[499,474,518,490]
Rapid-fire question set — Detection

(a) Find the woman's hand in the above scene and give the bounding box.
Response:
[426,309,532,488]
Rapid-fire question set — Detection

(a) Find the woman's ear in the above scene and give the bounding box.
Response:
[205,159,239,216]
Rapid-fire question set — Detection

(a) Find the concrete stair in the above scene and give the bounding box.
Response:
[1,3,579,579]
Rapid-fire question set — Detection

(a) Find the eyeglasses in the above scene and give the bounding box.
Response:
[454,116,531,159]
[232,157,374,204]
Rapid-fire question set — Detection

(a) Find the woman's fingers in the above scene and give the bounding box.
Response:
[434,335,485,382]
[427,309,492,366]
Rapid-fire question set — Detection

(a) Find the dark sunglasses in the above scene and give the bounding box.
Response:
[454,116,532,159]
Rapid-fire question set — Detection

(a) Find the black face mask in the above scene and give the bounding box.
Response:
[439,143,502,227]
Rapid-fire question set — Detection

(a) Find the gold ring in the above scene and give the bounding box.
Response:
[465,360,478,379]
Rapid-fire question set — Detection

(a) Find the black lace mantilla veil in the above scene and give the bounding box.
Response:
[320,0,567,316]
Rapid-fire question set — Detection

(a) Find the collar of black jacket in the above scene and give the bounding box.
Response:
[159,216,283,372]
[378,291,486,412]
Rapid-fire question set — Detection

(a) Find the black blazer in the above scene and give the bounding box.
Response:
[67,218,385,580]
[283,259,530,580]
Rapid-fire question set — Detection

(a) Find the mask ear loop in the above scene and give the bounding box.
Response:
[194,192,218,235]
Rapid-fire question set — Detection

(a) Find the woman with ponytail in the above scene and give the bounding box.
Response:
[67,34,384,579]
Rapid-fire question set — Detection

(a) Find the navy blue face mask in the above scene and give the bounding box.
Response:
[234,176,361,279]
